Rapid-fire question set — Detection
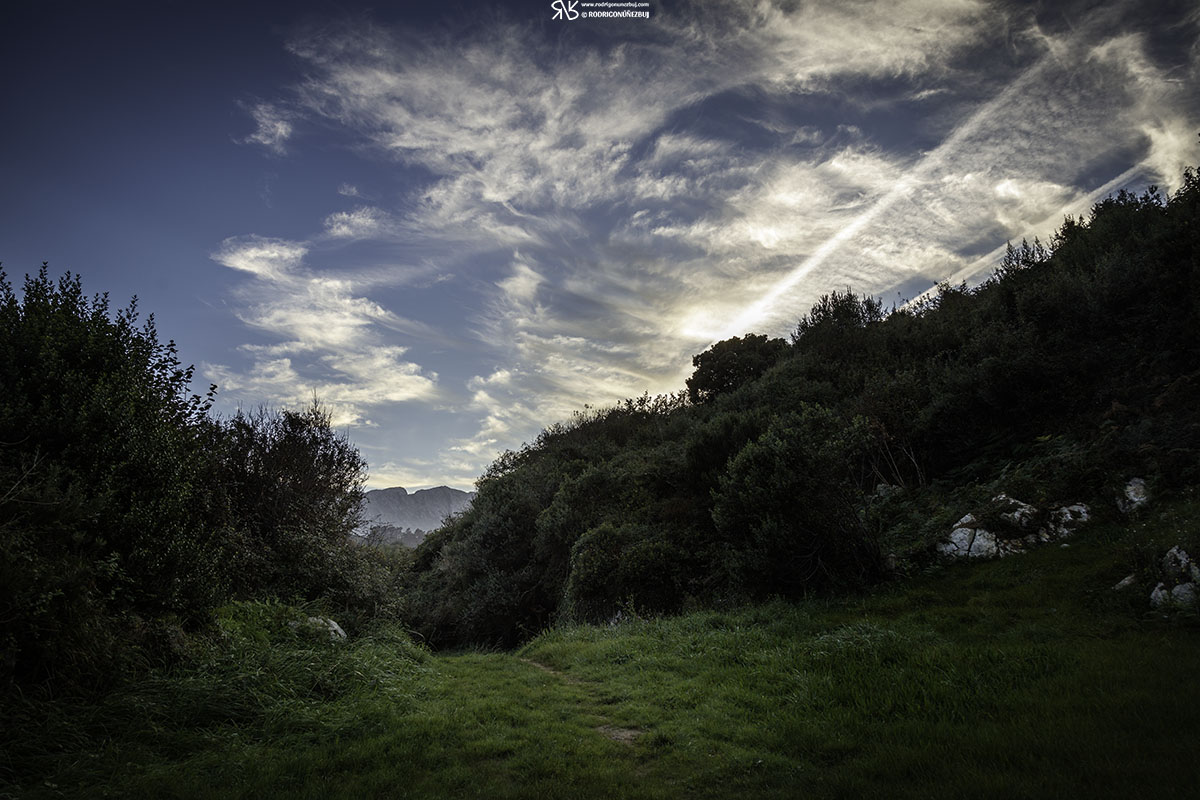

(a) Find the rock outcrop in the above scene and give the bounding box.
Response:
[937,494,1089,560]
[1150,546,1200,611]
[1118,478,1150,513]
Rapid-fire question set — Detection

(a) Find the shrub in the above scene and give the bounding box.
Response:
[216,403,368,607]
[711,405,882,597]
[564,522,684,622]
[0,266,222,689]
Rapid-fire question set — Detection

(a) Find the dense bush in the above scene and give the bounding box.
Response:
[711,405,882,596]
[564,521,685,622]
[217,404,368,604]
[0,267,223,688]
[0,267,388,693]
[686,334,788,404]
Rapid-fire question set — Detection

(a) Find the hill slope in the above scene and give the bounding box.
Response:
[7,490,1200,798]
[403,172,1200,649]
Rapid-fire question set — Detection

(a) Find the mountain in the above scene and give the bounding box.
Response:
[359,486,475,537]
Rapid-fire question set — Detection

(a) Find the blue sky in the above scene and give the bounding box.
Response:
[3,0,1198,491]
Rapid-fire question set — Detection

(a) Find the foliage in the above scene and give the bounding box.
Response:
[711,406,882,596]
[0,267,386,694]
[216,404,369,607]
[564,521,684,622]
[408,160,1200,648]
[791,287,884,348]
[0,266,222,689]
[8,497,1200,798]
[686,333,788,404]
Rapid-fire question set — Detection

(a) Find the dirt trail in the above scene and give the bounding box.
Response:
[516,657,643,744]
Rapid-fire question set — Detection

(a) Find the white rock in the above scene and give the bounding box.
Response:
[939,497,1090,561]
[1151,582,1171,608]
[1170,583,1197,607]
[1120,478,1149,512]
[938,527,976,557]
[1047,504,1090,537]
[1162,547,1196,582]
[307,616,347,641]
[1113,573,1137,591]
[967,529,999,558]
[1171,583,1197,608]
[993,494,1038,531]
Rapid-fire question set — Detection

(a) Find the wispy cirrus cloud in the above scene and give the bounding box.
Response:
[240,101,295,155]
[214,0,1200,488]
[207,235,440,426]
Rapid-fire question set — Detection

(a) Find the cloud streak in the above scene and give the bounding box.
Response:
[214,0,1200,488]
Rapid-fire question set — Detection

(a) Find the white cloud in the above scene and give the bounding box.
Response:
[218,0,1200,486]
[323,206,391,239]
[207,238,440,427]
[213,236,307,281]
[241,102,294,155]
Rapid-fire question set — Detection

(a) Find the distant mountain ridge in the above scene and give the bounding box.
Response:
[359,486,475,536]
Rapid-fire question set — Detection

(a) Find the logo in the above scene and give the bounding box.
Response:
[551,0,579,20]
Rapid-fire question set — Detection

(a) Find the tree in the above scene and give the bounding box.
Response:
[791,288,884,345]
[217,402,368,603]
[0,265,220,687]
[686,334,788,404]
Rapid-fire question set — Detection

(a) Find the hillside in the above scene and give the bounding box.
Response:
[6,491,1199,798]
[403,171,1200,649]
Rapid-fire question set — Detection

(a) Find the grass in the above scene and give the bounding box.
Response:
[4,494,1200,799]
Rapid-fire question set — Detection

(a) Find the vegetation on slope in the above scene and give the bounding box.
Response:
[4,492,1198,798]
[0,268,401,694]
[405,166,1200,648]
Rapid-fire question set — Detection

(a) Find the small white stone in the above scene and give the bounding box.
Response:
[1113,573,1137,591]
[1151,582,1170,608]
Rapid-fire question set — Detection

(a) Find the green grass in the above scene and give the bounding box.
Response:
[5,495,1200,799]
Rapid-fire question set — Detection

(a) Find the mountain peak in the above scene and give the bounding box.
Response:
[360,485,475,538]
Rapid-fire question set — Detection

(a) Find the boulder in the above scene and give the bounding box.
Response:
[1151,581,1198,610]
[1146,546,1200,611]
[305,616,347,641]
[1166,582,1195,606]
[1162,546,1200,583]
[1172,583,1198,608]
[1118,478,1149,513]
[1047,504,1090,535]
[994,493,1038,531]
[937,526,1000,559]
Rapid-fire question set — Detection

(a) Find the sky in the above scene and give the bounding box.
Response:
[3,0,1198,491]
